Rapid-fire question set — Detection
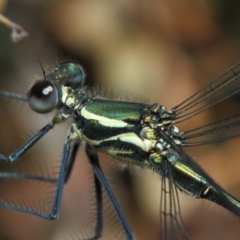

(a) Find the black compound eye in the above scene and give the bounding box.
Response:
[28,80,58,113]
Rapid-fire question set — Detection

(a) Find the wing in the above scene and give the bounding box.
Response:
[180,113,240,146]
[159,161,192,240]
[168,63,240,145]
[158,130,240,218]
[172,63,240,123]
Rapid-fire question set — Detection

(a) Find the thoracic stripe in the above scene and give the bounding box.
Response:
[81,107,128,128]
[81,120,139,140]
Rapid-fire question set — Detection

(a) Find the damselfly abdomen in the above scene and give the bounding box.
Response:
[1,60,240,239]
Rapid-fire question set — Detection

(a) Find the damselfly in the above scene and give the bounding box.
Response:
[1,59,240,239]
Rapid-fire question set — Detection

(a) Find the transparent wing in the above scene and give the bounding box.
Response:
[159,160,192,240]
[180,113,240,146]
[172,63,240,123]
[159,130,240,218]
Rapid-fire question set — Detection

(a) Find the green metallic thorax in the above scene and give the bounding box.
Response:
[83,99,151,122]
[76,99,159,167]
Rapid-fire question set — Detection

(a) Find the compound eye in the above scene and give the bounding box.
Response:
[28,80,58,113]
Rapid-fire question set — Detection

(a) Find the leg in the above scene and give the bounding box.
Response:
[64,141,81,183]
[0,129,104,240]
[63,135,104,238]
[0,128,70,219]
[0,172,57,183]
[92,171,103,239]
[86,146,135,240]
[59,140,104,239]
[0,122,53,162]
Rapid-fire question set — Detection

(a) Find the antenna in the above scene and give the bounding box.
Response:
[38,60,47,80]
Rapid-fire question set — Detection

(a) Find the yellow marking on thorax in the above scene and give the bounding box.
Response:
[81,107,127,127]
[69,123,81,141]
[61,86,76,107]
[82,131,154,152]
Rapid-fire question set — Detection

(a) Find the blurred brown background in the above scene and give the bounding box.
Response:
[1,0,240,239]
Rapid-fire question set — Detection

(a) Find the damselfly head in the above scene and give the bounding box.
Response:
[27,60,86,114]
[49,60,86,88]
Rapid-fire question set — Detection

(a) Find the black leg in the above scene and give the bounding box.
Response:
[86,146,135,240]
[0,128,71,220]
[0,127,108,240]
[47,134,71,219]
[0,172,57,183]
[64,141,81,183]
[0,122,53,162]
[64,141,104,239]
[92,172,103,239]
[63,139,104,239]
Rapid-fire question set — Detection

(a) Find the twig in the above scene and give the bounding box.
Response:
[0,13,28,42]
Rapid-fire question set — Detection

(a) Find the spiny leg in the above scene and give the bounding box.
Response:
[0,121,105,239]
[0,119,106,229]
[62,140,104,239]
[0,172,57,213]
[47,134,72,219]
[64,141,81,184]
[0,126,70,219]
[86,146,135,240]
[61,133,104,238]
[0,122,54,163]
[0,172,57,183]
[92,171,103,239]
